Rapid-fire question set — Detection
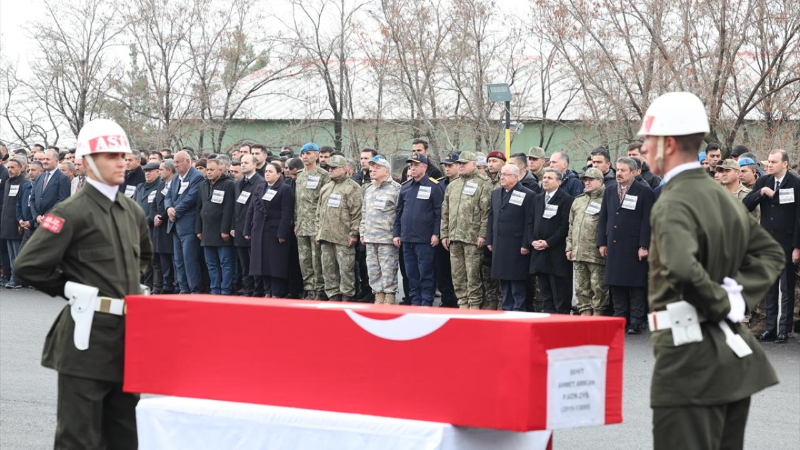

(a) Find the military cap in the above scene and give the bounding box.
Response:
[738,157,756,166]
[407,153,429,165]
[300,142,320,153]
[581,167,604,180]
[715,159,740,172]
[457,151,477,163]
[142,162,161,171]
[327,154,347,168]
[486,151,506,162]
[441,152,459,165]
[527,147,545,159]
[369,155,391,171]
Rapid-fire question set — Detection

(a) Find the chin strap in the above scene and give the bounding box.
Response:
[83,155,109,184]
[655,136,665,173]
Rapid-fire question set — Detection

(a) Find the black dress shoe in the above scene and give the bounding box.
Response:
[627,326,641,335]
[758,330,777,342]
[775,332,788,344]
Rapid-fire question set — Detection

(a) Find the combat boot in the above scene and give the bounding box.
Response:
[374,292,385,304]
[329,294,342,301]
[384,293,396,305]
[341,295,353,302]
[469,303,481,310]
[317,291,329,301]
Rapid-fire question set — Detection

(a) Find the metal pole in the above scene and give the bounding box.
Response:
[504,100,511,160]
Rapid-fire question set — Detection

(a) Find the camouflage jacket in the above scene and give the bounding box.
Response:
[294,166,331,236]
[566,186,605,265]
[360,179,401,244]
[440,170,492,244]
[316,175,362,245]
[732,182,760,223]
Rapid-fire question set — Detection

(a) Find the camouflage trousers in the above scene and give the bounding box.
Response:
[450,241,483,309]
[320,241,356,298]
[480,264,501,310]
[297,235,324,292]
[528,276,541,312]
[746,298,767,334]
[574,261,608,315]
[365,243,399,294]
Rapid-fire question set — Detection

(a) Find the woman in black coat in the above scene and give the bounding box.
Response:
[244,163,295,297]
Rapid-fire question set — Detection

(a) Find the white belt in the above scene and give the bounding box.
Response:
[648,310,706,332]
[95,297,126,316]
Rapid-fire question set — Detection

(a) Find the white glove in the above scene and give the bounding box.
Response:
[721,277,745,323]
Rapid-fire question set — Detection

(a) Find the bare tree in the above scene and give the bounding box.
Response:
[187,0,301,153]
[121,0,198,150]
[25,0,122,140]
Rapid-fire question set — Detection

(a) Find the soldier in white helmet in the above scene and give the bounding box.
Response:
[14,119,152,449]
[641,92,784,449]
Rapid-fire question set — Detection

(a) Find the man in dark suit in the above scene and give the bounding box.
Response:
[31,148,71,229]
[165,150,204,294]
[232,155,265,297]
[119,149,145,198]
[528,168,574,314]
[598,157,654,334]
[151,160,175,293]
[487,165,535,311]
[743,149,800,343]
[133,163,163,293]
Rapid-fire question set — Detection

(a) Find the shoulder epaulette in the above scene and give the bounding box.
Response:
[429,177,439,184]
[436,176,446,182]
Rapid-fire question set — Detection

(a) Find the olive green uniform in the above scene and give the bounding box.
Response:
[14,183,152,449]
[295,166,331,296]
[648,168,783,450]
[566,186,608,315]
[481,174,502,310]
[316,174,362,299]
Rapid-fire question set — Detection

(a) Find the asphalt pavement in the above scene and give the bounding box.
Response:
[1,288,799,449]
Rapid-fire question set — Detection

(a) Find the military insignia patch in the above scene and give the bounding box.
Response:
[41,214,65,234]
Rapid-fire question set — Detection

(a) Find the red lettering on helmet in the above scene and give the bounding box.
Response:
[643,116,655,133]
[88,135,130,153]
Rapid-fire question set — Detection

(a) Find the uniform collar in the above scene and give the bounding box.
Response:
[86,177,119,203]
[664,161,701,184]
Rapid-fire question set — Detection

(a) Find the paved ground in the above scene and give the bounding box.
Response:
[1,289,799,449]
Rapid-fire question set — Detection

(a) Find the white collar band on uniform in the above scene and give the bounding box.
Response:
[86,177,119,202]
[664,161,701,184]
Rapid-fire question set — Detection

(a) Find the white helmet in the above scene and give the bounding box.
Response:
[75,119,132,158]
[637,92,710,137]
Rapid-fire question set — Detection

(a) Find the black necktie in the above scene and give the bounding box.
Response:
[775,179,780,192]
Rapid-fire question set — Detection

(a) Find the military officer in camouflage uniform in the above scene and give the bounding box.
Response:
[317,155,362,301]
[360,155,401,304]
[641,92,783,449]
[14,119,152,449]
[480,151,505,310]
[441,151,493,309]
[527,146,547,186]
[717,158,760,222]
[566,168,608,315]
[295,142,331,299]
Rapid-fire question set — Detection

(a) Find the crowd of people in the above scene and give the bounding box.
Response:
[0,138,798,341]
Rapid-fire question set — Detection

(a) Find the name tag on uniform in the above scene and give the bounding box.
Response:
[417,186,431,200]
[237,191,252,204]
[543,204,558,219]
[178,182,188,195]
[509,190,525,206]
[211,190,225,204]
[306,176,321,190]
[586,201,601,215]
[124,185,136,198]
[161,187,169,196]
[779,188,795,204]
[621,194,638,210]
[328,193,342,208]
[262,189,277,201]
[147,190,156,203]
[374,196,388,210]
[462,181,478,196]
[9,185,20,197]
